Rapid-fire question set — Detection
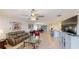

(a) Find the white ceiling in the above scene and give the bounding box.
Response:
[0,9,79,24]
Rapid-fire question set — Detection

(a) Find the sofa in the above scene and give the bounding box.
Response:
[5,31,30,49]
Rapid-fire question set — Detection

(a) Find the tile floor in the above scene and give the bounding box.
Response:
[38,32,61,49]
[24,32,61,49]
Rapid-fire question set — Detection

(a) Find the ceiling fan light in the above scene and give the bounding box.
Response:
[31,13,35,16]
[31,16,36,21]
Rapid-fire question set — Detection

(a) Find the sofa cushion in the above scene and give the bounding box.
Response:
[7,36,16,46]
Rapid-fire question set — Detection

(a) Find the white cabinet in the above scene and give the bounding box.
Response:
[71,36,79,49]
[62,33,71,49]
[61,32,79,49]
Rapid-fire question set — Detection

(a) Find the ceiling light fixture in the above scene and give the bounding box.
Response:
[31,9,37,21]
[29,9,44,21]
[31,16,36,21]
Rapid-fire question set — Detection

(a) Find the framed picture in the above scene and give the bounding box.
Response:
[11,22,22,30]
[28,24,33,29]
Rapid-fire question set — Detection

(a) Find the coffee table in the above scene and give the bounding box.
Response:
[24,38,38,49]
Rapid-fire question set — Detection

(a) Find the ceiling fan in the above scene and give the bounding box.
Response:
[21,9,44,21]
[31,9,44,20]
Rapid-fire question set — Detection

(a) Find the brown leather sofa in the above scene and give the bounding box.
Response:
[6,31,30,47]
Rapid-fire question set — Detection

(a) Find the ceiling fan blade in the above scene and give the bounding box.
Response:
[36,17,39,20]
[38,15,44,17]
[21,14,28,16]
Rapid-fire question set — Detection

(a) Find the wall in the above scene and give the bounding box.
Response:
[48,21,62,32]
[33,22,47,30]
[77,15,79,35]
[0,17,29,33]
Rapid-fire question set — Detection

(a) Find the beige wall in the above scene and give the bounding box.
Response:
[48,21,62,32]
[0,17,29,33]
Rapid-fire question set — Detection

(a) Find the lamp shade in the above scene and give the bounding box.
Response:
[0,30,6,42]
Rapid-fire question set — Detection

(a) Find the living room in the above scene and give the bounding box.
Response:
[0,9,79,49]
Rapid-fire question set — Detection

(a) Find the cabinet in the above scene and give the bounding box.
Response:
[61,32,79,49]
[71,36,79,49]
[64,34,71,49]
[61,32,71,49]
